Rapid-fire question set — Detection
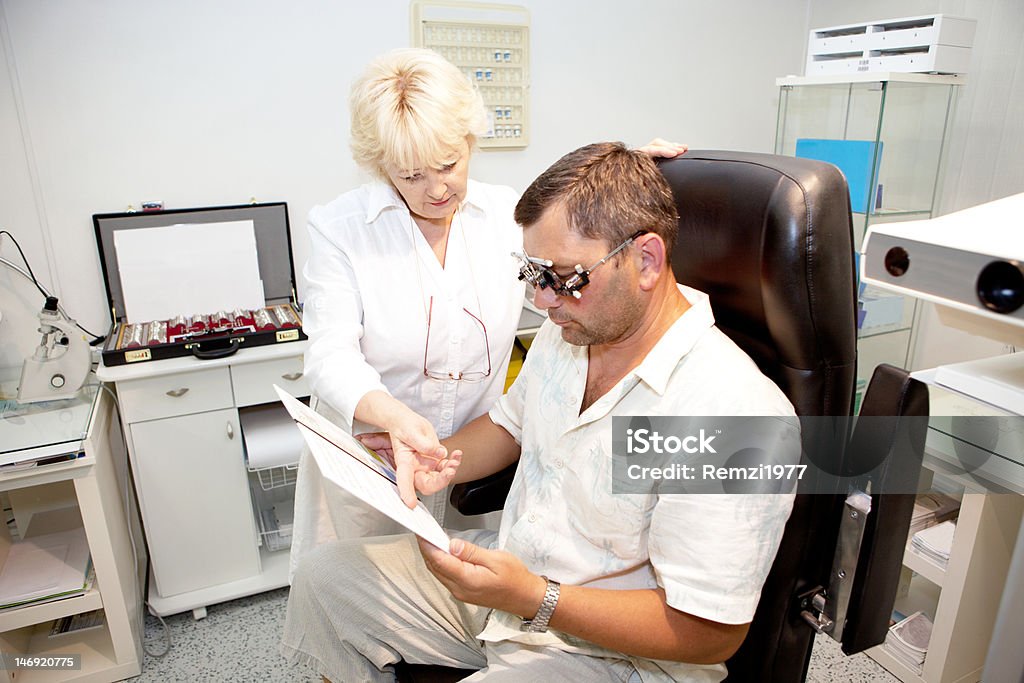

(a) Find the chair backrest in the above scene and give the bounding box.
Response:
[658,151,858,681]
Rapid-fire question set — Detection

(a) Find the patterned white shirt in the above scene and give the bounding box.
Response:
[482,285,797,682]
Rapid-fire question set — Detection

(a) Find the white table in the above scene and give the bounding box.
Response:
[0,375,145,682]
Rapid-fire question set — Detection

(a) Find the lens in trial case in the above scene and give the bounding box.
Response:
[146,320,168,346]
[254,308,277,331]
[272,304,300,328]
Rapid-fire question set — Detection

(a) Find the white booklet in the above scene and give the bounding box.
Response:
[273,386,451,552]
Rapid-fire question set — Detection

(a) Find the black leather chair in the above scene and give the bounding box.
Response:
[660,150,857,681]
[398,150,928,683]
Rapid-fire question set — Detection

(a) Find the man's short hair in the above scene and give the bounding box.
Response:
[514,142,679,257]
[349,48,487,180]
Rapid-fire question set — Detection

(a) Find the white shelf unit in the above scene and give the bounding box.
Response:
[96,342,309,619]
[0,387,145,683]
[865,378,1024,683]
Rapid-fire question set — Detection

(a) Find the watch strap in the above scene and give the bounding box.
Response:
[520,575,560,632]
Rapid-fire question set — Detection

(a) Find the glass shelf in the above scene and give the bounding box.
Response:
[0,367,99,466]
[775,74,962,396]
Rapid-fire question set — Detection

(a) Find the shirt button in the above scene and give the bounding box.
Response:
[528,513,536,523]
[556,460,564,468]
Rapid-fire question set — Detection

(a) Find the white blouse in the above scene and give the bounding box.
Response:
[302,179,524,439]
[290,179,524,573]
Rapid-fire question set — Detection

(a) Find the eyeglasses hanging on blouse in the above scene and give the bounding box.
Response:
[410,207,491,382]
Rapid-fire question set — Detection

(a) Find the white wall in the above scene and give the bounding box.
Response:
[807,0,1024,369]
[0,0,807,361]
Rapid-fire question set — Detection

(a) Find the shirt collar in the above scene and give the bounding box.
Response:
[364,179,489,224]
[632,284,716,395]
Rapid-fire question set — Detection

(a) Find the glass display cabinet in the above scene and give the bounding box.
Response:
[775,72,964,406]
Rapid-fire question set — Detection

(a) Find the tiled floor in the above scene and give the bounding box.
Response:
[126,586,901,682]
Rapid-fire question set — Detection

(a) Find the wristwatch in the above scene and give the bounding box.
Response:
[520,575,560,632]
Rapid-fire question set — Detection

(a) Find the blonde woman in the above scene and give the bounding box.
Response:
[291,48,685,577]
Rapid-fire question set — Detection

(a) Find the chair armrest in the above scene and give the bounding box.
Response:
[449,462,517,515]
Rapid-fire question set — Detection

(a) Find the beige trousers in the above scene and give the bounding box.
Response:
[280,531,640,682]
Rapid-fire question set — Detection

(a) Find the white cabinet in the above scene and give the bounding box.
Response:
[130,409,258,597]
[97,342,309,618]
[0,383,145,682]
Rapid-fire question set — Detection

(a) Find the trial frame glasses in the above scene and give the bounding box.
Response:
[513,230,648,299]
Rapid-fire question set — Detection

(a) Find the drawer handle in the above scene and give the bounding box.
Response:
[166,388,190,398]
[281,372,304,381]
[227,422,235,440]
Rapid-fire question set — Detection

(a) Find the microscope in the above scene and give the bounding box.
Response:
[17,295,91,403]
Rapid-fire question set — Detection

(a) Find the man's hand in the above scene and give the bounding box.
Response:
[638,138,688,158]
[417,536,547,617]
[356,430,461,509]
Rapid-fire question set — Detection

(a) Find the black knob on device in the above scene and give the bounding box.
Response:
[977,260,1024,314]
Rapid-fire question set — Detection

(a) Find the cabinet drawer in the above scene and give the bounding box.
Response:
[231,356,308,407]
[118,368,234,423]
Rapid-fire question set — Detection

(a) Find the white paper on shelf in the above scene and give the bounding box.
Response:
[240,403,304,469]
[912,519,956,559]
[273,386,451,552]
[113,220,265,322]
[884,610,933,674]
[0,527,90,608]
[890,611,933,652]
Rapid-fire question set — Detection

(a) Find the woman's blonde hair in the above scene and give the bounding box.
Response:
[349,48,487,179]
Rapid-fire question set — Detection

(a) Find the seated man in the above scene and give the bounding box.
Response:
[281,142,797,682]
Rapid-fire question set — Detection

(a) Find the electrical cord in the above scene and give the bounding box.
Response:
[0,230,106,344]
[0,229,47,299]
[92,381,172,659]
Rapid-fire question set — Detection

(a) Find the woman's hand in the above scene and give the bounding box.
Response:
[638,138,688,158]
[356,423,461,509]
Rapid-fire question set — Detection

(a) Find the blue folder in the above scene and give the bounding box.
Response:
[795,139,882,213]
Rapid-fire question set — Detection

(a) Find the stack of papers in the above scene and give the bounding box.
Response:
[0,528,92,610]
[909,492,960,536]
[884,611,933,674]
[911,520,957,568]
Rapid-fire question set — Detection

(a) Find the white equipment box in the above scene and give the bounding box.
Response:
[806,14,976,76]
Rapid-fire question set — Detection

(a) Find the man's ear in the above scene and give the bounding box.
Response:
[636,233,667,291]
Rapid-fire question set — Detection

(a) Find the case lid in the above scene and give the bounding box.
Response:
[93,202,297,322]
